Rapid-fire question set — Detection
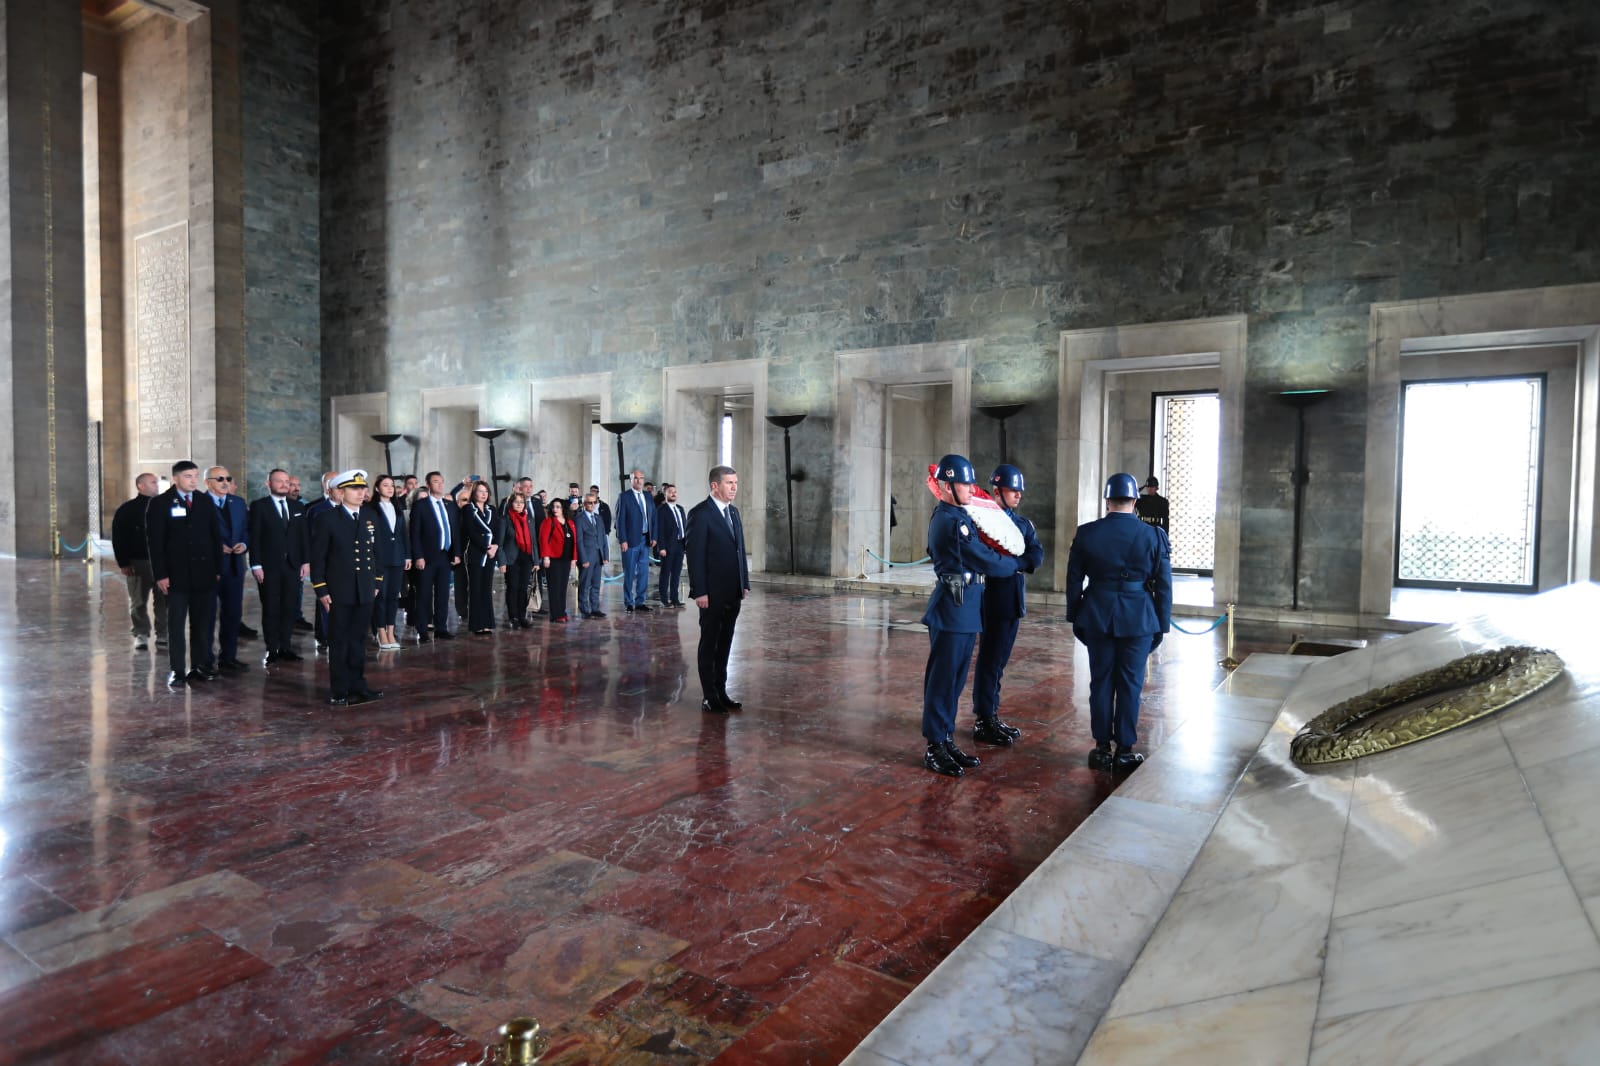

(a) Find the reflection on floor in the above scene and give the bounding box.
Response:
[0,560,1272,1064]
[1389,585,1532,625]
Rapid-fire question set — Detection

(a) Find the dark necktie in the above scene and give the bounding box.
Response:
[181,493,191,509]
[277,498,288,524]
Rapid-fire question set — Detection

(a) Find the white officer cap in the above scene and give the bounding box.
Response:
[335,469,369,489]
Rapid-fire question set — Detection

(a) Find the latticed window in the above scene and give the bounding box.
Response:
[1397,377,1543,590]
[1153,392,1219,573]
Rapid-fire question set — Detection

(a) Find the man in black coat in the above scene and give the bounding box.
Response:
[249,468,308,664]
[407,470,462,641]
[111,472,166,650]
[145,460,223,686]
[655,483,687,608]
[310,470,383,705]
[684,465,750,713]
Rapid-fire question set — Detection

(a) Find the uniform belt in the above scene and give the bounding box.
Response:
[1097,580,1148,592]
[965,573,985,586]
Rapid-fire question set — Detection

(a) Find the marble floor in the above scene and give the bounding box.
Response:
[0,559,1272,1065]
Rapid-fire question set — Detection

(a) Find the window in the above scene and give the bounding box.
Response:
[1152,391,1219,573]
[1396,376,1543,590]
[719,411,734,469]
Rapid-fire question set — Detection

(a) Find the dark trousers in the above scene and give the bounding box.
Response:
[505,556,532,624]
[374,565,404,628]
[577,558,602,614]
[657,545,683,604]
[414,558,452,634]
[467,556,496,630]
[454,561,471,622]
[327,601,370,697]
[696,595,741,699]
[125,559,167,639]
[545,557,572,620]
[973,615,1020,720]
[211,569,245,662]
[922,627,977,742]
[257,566,300,654]
[166,583,218,674]
[1086,632,1155,748]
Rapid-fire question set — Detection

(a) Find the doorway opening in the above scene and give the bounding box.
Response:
[1396,375,1545,592]
[886,383,953,565]
[1151,390,1220,575]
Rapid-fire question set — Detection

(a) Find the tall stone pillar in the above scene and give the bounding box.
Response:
[0,0,88,557]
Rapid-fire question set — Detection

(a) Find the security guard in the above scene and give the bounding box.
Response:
[971,463,1045,746]
[920,454,1021,777]
[310,470,384,706]
[1067,472,1172,771]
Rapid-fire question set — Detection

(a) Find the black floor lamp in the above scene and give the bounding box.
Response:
[371,433,402,477]
[599,421,638,493]
[474,427,509,505]
[976,403,1027,465]
[1278,390,1331,611]
[766,413,807,574]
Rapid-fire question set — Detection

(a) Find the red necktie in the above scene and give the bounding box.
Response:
[182,494,192,509]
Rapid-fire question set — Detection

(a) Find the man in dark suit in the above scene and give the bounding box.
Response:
[303,471,337,649]
[408,469,462,641]
[249,468,308,664]
[310,470,383,705]
[111,472,166,650]
[146,460,223,686]
[576,491,609,618]
[655,483,687,608]
[1067,472,1173,772]
[204,467,251,672]
[685,465,750,712]
[615,468,656,612]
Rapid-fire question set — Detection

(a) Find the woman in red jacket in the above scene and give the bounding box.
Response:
[538,498,577,623]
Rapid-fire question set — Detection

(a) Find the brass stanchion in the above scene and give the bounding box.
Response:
[1220,602,1241,670]
[856,545,868,580]
[457,1017,548,1065]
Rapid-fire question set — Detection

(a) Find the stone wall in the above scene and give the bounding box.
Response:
[242,0,320,494]
[318,0,1600,605]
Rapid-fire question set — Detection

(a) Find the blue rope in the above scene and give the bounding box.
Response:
[1170,614,1227,635]
[57,534,89,554]
[602,571,623,583]
[865,548,931,568]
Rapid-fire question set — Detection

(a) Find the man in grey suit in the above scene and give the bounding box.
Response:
[576,491,610,618]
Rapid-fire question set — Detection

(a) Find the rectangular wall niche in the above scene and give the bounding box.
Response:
[135,221,189,461]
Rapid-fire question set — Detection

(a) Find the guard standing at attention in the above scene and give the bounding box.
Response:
[920,454,1021,777]
[1136,475,1169,533]
[310,470,384,706]
[1067,472,1172,772]
[971,463,1045,746]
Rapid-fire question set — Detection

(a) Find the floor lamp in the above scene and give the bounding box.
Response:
[371,433,402,477]
[1278,390,1331,610]
[599,422,638,493]
[474,427,509,505]
[766,413,807,574]
[976,403,1026,465]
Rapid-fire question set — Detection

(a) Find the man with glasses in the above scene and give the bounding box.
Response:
[205,467,251,672]
[576,493,609,618]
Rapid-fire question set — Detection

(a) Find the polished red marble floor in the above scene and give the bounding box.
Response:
[0,559,1267,1064]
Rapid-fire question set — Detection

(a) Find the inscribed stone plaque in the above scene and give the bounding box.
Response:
[135,223,189,459]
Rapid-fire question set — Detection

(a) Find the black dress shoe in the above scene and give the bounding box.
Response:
[924,743,964,777]
[1113,746,1145,772]
[238,624,259,638]
[942,740,980,769]
[624,605,635,613]
[263,651,279,665]
[166,670,187,687]
[358,689,382,701]
[719,694,743,710]
[700,697,729,714]
[591,611,606,618]
[1087,742,1114,771]
[972,717,1016,746]
[219,658,249,672]
[416,633,432,643]
[435,630,455,640]
[294,619,314,632]
[635,604,652,612]
[278,649,304,662]
[329,695,348,706]
[186,668,217,683]
[315,641,329,652]
[995,717,1022,739]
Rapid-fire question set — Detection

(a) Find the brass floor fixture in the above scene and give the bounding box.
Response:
[1289,645,1565,766]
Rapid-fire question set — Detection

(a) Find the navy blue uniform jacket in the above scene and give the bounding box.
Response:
[146,487,223,592]
[310,507,382,607]
[980,509,1044,622]
[1065,512,1172,637]
[685,498,748,601]
[921,501,1020,633]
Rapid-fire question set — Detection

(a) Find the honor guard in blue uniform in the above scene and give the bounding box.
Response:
[920,454,1021,777]
[971,464,1046,746]
[310,470,384,706]
[1066,473,1173,772]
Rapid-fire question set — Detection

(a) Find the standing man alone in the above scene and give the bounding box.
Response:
[685,466,749,712]
[1067,472,1172,772]
[111,472,166,651]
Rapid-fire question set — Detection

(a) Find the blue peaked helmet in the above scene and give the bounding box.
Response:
[1104,472,1140,500]
[990,464,1025,492]
[935,454,978,485]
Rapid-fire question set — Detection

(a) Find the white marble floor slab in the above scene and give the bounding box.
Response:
[1184,774,1352,894]
[1523,742,1600,899]
[1065,796,1216,876]
[1081,978,1321,1066]
[1349,721,1517,803]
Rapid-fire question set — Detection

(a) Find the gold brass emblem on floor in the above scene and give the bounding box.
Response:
[1289,645,1565,766]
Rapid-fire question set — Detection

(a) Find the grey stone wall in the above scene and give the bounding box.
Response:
[242,0,320,494]
[318,0,1600,605]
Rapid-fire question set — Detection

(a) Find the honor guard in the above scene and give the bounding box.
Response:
[971,464,1045,746]
[310,469,384,706]
[920,454,1021,777]
[1066,473,1173,772]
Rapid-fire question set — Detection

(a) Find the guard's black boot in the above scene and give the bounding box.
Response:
[1113,745,1145,772]
[924,742,965,777]
[1087,742,1114,771]
[942,740,981,769]
[995,717,1022,740]
[972,717,1016,746]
